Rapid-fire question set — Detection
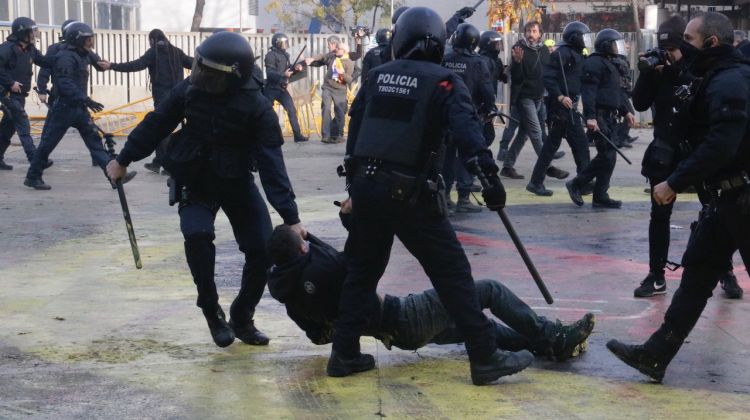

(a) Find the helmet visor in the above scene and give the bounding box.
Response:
[276,37,289,50]
[613,39,626,55]
[583,33,594,51]
[190,58,230,94]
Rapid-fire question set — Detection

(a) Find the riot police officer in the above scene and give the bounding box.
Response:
[378,6,409,64]
[24,22,133,190]
[608,12,750,382]
[106,31,305,348]
[328,7,534,385]
[442,23,495,213]
[477,30,508,146]
[527,22,593,196]
[264,32,309,143]
[565,28,636,208]
[0,17,49,170]
[360,28,391,83]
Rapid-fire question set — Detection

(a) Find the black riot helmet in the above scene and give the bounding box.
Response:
[392,7,447,64]
[190,31,255,94]
[392,6,410,25]
[594,28,625,56]
[452,23,481,50]
[9,17,38,43]
[61,19,77,35]
[375,28,392,46]
[272,32,289,50]
[561,21,592,51]
[64,22,95,49]
[479,31,502,53]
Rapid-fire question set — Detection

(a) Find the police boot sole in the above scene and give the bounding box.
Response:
[470,350,534,386]
[606,340,665,383]
[326,354,376,377]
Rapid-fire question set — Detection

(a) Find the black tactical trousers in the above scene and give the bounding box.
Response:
[179,172,273,323]
[0,94,36,161]
[333,175,497,362]
[389,279,558,354]
[27,102,111,181]
[529,106,591,186]
[644,192,750,362]
[647,176,675,275]
[264,87,304,139]
[570,109,618,200]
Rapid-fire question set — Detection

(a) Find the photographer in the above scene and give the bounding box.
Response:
[608,12,750,382]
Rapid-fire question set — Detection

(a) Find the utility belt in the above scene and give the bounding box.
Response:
[704,171,750,198]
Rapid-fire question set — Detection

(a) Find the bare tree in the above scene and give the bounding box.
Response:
[191,0,206,32]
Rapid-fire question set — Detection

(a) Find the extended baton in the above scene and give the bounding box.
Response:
[470,159,554,304]
[288,44,308,71]
[488,110,520,125]
[574,110,632,165]
[93,123,143,269]
[557,52,576,126]
[473,0,487,9]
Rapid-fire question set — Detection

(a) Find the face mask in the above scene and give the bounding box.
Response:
[679,40,701,63]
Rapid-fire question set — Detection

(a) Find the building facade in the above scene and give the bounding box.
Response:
[0,0,140,31]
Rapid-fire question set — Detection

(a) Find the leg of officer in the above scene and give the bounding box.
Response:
[73,110,112,169]
[321,88,334,140]
[221,177,274,345]
[25,104,72,186]
[0,108,16,165]
[8,96,36,161]
[566,117,592,173]
[278,90,304,140]
[590,113,618,203]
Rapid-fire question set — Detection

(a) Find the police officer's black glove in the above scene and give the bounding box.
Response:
[482,175,506,211]
[84,98,104,113]
[457,6,475,19]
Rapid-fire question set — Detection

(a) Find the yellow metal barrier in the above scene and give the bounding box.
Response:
[29,97,155,138]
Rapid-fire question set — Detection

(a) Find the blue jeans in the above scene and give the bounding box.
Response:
[499,98,544,169]
[388,279,559,354]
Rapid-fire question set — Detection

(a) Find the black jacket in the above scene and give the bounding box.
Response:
[264,47,306,91]
[36,41,104,95]
[632,61,689,142]
[668,47,750,192]
[117,78,300,225]
[51,44,97,106]
[509,39,549,103]
[0,39,49,94]
[581,53,629,119]
[478,49,506,96]
[110,41,192,102]
[442,48,495,114]
[361,44,386,83]
[267,233,381,344]
[736,39,750,59]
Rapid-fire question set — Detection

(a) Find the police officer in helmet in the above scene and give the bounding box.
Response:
[565,28,636,208]
[608,12,750,382]
[360,28,391,83]
[442,22,495,213]
[107,31,305,348]
[25,22,132,190]
[264,32,309,143]
[328,7,535,385]
[526,21,593,196]
[0,17,50,170]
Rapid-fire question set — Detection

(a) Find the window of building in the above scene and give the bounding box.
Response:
[68,0,82,21]
[0,0,9,21]
[53,0,67,24]
[83,0,93,25]
[111,5,122,29]
[18,0,31,16]
[96,2,110,29]
[122,6,131,30]
[248,0,259,15]
[33,0,49,24]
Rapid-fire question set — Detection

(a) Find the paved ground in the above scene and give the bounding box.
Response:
[0,128,748,419]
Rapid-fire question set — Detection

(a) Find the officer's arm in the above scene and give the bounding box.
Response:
[53,53,89,104]
[86,50,106,72]
[36,45,57,93]
[631,67,658,112]
[116,81,187,166]
[444,12,464,36]
[110,49,153,72]
[0,46,15,91]
[477,60,496,114]
[440,75,489,160]
[264,52,285,85]
[543,50,564,99]
[32,48,51,68]
[252,103,301,225]
[344,87,367,156]
[360,53,373,82]
[667,72,749,192]
[581,59,601,120]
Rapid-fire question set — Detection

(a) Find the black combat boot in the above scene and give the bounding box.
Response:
[202,306,235,348]
[526,182,553,197]
[565,179,584,206]
[228,318,269,345]
[144,162,161,174]
[326,351,376,377]
[24,177,51,190]
[552,313,596,361]
[592,197,622,209]
[606,340,668,382]
[720,271,743,299]
[546,166,569,180]
[469,349,534,385]
[0,160,12,170]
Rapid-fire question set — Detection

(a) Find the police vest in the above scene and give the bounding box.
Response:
[442,50,483,106]
[0,41,34,92]
[353,60,450,167]
[51,47,90,102]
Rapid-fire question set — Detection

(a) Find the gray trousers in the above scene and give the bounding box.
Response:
[387,279,559,354]
[498,98,545,169]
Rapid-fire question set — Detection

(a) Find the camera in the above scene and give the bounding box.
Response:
[350,26,370,38]
[638,48,669,72]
